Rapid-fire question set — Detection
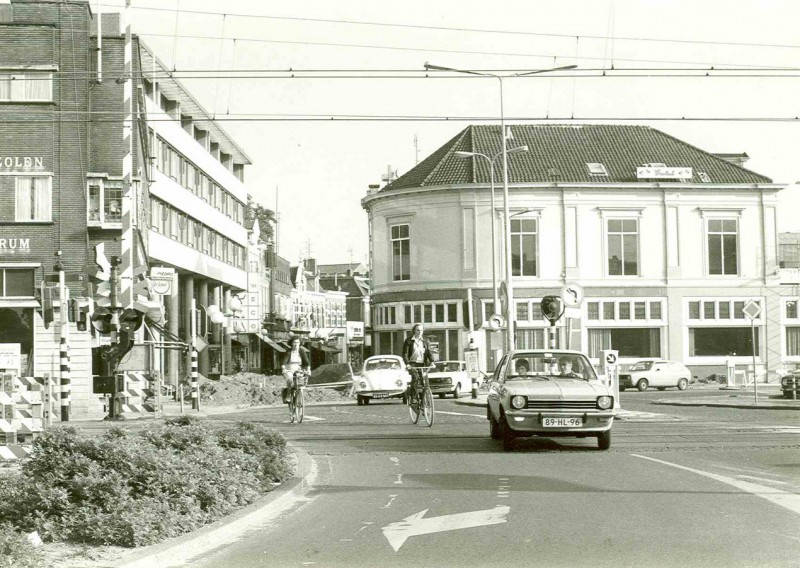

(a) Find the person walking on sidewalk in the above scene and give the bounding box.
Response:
[282,336,310,403]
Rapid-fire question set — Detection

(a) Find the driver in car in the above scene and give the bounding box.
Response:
[514,359,530,377]
[558,357,583,378]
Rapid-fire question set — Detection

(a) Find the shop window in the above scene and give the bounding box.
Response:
[786,327,800,356]
[689,327,756,356]
[588,328,661,358]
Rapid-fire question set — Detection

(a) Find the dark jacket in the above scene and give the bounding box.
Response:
[402,335,434,367]
[281,348,311,369]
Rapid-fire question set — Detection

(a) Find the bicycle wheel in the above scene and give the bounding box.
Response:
[295,388,305,424]
[407,388,420,424]
[422,387,434,427]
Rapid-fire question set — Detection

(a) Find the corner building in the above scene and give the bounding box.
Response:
[362,124,793,380]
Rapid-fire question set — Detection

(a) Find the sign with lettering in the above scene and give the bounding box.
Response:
[0,343,21,373]
[0,156,45,171]
[636,166,693,180]
[347,321,364,340]
[0,237,31,256]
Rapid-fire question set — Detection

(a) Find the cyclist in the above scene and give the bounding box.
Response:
[402,323,434,394]
[281,335,310,404]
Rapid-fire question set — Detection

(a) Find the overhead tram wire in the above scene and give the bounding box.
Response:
[95,2,800,51]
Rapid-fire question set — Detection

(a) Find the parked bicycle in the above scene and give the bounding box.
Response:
[406,365,434,427]
[289,369,308,424]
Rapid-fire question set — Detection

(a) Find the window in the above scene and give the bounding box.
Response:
[86,179,122,225]
[707,219,738,275]
[15,176,51,221]
[511,218,537,276]
[447,303,457,323]
[516,301,529,321]
[588,328,661,358]
[586,162,608,176]
[0,268,35,297]
[787,301,798,320]
[607,219,638,276]
[0,73,53,102]
[786,328,800,356]
[391,224,410,281]
[689,327,756,356]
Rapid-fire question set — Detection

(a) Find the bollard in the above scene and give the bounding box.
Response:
[793,377,797,401]
[471,376,478,399]
[179,384,184,413]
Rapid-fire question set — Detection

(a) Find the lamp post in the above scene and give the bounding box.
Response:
[426,62,576,351]
[454,146,528,322]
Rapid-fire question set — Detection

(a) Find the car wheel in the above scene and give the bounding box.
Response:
[356,395,364,406]
[489,413,501,439]
[363,397,370,405]
[618,386,625,392]
[637,379,649,392]
[453,384,460,399]
[438,393,445,399]
[598,430,611,450]
[402,393,408,404]
[677,378,689,391]
[500,413,516,451]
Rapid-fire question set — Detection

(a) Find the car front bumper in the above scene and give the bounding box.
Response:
[503,410,615,434]
[356,389,406,399]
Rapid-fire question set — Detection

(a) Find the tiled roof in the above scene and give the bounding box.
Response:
[317,262,367,276]
[383,125,771,191]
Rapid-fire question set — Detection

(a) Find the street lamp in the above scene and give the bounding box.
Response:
[454,145,528,323]
[425,62,576,351]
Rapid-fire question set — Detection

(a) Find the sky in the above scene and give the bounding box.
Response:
[102,0,800,264]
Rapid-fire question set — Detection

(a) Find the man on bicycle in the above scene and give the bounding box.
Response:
[402,323,434,393]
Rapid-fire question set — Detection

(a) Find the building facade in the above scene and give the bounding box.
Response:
[362,124,791,380]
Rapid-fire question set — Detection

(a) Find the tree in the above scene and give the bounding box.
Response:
[247,195,276,244]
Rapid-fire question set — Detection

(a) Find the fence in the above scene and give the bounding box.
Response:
[0,373,54,461]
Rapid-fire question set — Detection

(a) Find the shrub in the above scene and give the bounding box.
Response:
[0,420,292,548]
[0,523,45,568]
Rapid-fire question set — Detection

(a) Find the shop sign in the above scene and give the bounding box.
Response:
[0,237,31,256]
[346,321,364,340]
[636,166,692,179]
[0,156,45,171]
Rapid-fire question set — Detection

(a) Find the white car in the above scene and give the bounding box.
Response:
[353,355,411,405]
[427,360,468,398]
[619,360,692,391]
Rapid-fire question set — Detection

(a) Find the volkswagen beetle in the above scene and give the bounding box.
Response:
[486,349,616,451]
[353,355,411,405]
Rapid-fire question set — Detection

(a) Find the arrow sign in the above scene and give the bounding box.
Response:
[382,505,509,551]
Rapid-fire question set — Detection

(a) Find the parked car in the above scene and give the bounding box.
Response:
[486,349,616,451]
[427,360,468,398]
[353,355,411,405]
[619,360,691,391]
[781,371,800,399]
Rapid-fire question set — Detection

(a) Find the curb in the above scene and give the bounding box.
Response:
[114,446,317,568]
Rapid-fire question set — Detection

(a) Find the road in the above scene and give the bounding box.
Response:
[184,389,800,568]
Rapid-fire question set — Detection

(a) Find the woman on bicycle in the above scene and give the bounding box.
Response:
[402,323,434,389]
[281,335,310,403]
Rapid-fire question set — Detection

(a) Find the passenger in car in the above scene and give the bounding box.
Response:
[558,357,583,378]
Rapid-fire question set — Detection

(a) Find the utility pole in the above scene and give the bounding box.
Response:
[55,252,70,422]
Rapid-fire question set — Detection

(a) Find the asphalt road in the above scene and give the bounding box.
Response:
[183,389,800,568]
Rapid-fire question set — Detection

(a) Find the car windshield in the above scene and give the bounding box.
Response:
[365,359,401,372]
[508,354,596,381]
[433,362,460,372]
[630,361,654,371]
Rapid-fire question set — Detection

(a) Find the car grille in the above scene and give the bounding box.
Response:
[525,400,597,410]
[429,378,452,386]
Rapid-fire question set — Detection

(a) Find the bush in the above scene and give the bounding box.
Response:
[0,421,292,548]
[0,523,45,568]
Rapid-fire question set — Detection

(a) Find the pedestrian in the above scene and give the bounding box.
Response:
[281,335,310,403]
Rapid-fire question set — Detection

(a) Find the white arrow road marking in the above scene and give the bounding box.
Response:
[382,506,509,551]
[437,411,484,417]
[633,454,800,516]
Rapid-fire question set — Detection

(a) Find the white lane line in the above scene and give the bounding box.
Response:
[737,475,789,486]
[632,454,800,516]
[437,411,484,417]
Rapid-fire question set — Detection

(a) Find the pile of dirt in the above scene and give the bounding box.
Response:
[197,370,352,407]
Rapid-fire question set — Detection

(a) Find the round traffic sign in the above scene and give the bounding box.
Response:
[561,282,584,307]
[150,278,171,295]
[605,352,617,365]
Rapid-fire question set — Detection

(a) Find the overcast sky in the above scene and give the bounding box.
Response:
[105,0,800,264]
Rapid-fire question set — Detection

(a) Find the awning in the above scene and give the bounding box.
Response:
[259,334,286,352]
[318,345,341,353]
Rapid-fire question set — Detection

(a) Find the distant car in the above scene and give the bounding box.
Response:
[486,349,616,451]
[427,360,468,398]
[781,371,800,399]
[619,360,691,392]
[353,355,411,405]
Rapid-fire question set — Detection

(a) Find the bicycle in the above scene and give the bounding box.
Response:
[288,369,308,424]
[406,366,434,427]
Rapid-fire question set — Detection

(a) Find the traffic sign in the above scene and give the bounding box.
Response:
[561,282,584,307]
[742,299,762,321]
[605,352,618,366]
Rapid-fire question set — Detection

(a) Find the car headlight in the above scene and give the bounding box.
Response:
[597,396,613,410]
[510,395,527,409]
[395,378,404,387]
[359,381,367,389]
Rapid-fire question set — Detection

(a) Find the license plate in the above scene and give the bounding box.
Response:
[373,393,391,399]
[542,416,583,427]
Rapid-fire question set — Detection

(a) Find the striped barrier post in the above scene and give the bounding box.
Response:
[56,253,70,422]
[191,298,199,410]
[119,0,134,309]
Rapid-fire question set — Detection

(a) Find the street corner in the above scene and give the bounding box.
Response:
[453,395,488,408]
